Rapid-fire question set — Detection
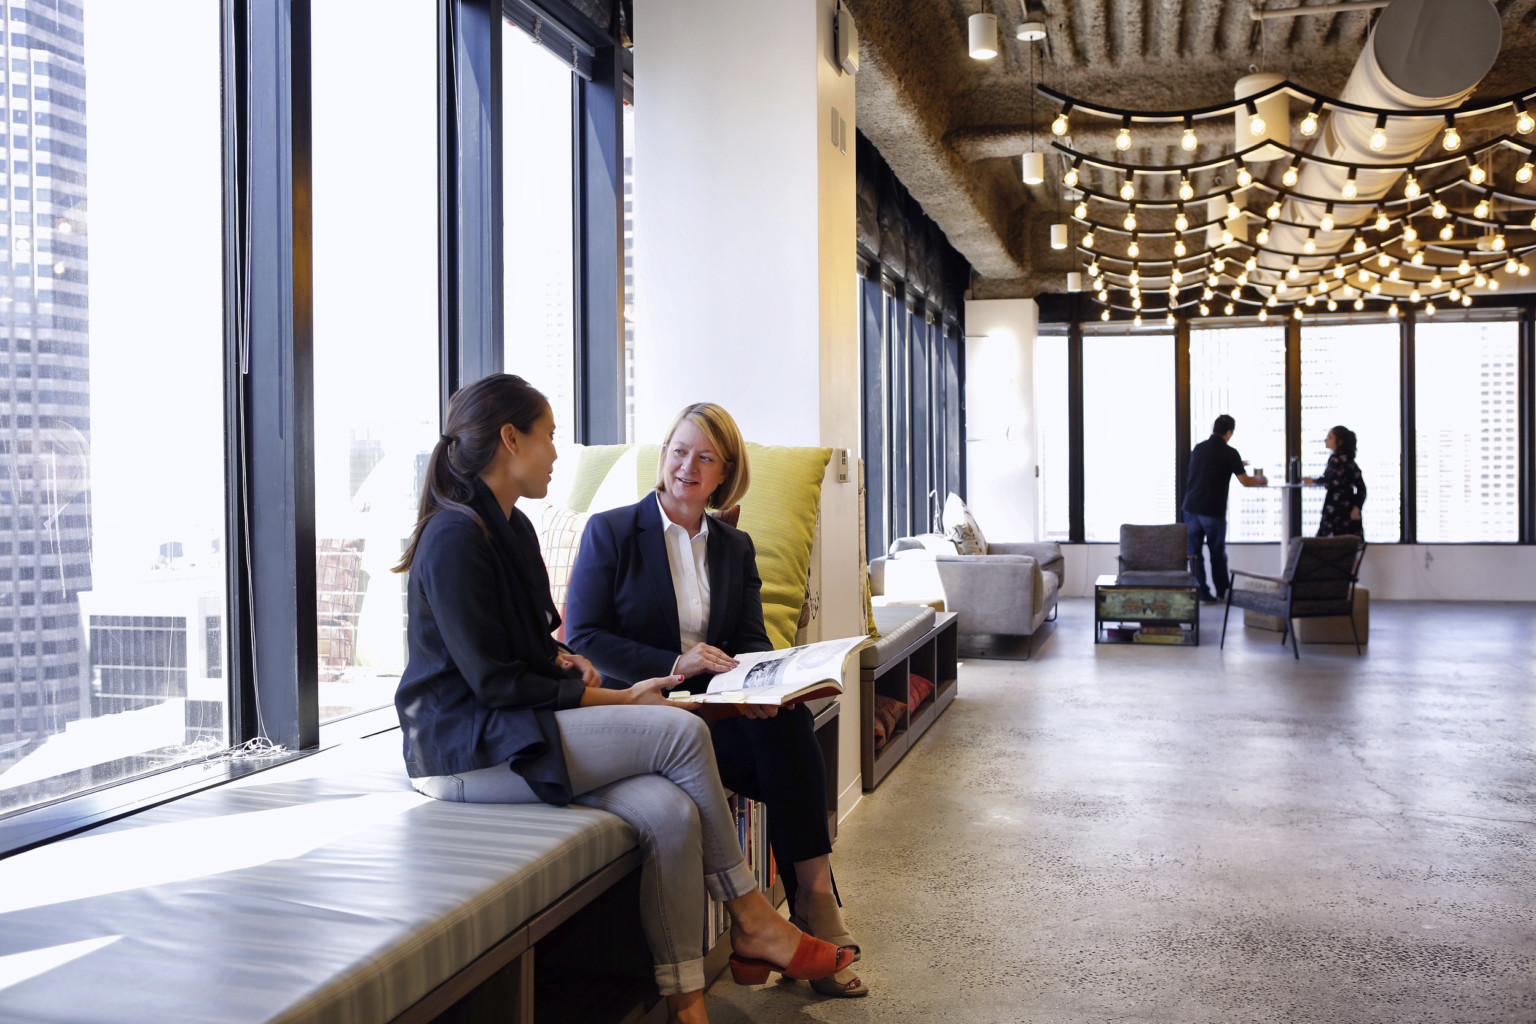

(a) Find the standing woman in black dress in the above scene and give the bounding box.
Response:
[1304,425,1366,537]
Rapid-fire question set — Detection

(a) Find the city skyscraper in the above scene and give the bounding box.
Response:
[0,1,95,802]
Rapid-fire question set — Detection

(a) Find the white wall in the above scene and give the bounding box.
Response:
[1057,542,1536,600]
[963,299,1038,541]
[637,0,868,812]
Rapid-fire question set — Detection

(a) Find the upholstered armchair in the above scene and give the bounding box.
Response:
[1221,536,1366,658]
[1116,524,1197,587]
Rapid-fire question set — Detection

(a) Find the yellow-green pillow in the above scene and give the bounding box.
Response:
[565,444,633,513]
[737,444,832,649]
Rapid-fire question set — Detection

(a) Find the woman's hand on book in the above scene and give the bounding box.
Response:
[628,675,696,710]
[673,643,739,679]
[739,703,779,720]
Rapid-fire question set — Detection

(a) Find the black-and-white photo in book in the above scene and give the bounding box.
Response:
[670,635,870,707]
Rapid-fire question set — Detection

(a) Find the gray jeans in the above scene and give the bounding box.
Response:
[412,705,757,995]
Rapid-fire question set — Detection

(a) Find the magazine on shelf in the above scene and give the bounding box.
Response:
[670,634,870,708]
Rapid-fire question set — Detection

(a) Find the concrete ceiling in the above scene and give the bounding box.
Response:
[846,0,1536,299]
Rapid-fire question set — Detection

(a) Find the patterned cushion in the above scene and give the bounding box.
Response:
[872,694,907,749]
[941,493,988,555]
[908,673,935,709]
[530,503,592,640]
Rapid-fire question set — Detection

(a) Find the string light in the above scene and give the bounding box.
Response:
[1052,110,1069,135]
[1303,232,1317,254]
[1354,297,1365,311]
[1424,301,1435,315]
[1374,210,1391,233]
[1075,201,1089,218]
[1293,307,1304,320]
[1236,167,1253,188]
[1127,236,1140,258]
[1175,208,1189,232]
[1389,302,1400,316]
[1083,230,1095,247]
[1506,257,1519,274]
[1370,113,1388,151]
[1519,162,1535,184]
[1411,250,1425,266]
[1404,174,1421,199]
[1115,118,1132,151]
[1181,119,1198,151]
[1443,117,1461,150]
[1353,235,1367,254]
[1267,200,1283,220]
[1166,312,1176,326]
[1225,302,1235,315]
[1282,160,1300,187]
[1341,170,1358,200]
[1246,101,1265,138]
[1063,162,1080,187]
[1300,104,1320,137]
[1124,208,1137,230]
[1469,161,1487,185]
[1319,206,1335,232]
[1474,196,1491,219]
[1458,258,1472,275]
[1334,264,1347,278]
[1256,224,1270,244]
[1174,238,1187,257]
[1519,103,1535,134]
[1120,178,1136,200]
[1403,223,1418,242]
[1286,263,1300,280]
[1328,298,1338,311]
[1101,309,1111,321]
[1377,252,1391,268]
[1200,303,1210,316]
[1178,177,1194,202]
[1226,199,1242,220]
[1244,255,1257,271]
[1431,200,1448,219]
[1258,307,1268,321]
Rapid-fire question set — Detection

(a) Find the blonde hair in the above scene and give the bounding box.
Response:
[655,403,750,510]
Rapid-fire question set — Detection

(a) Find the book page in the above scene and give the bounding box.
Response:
[693,635,868,703]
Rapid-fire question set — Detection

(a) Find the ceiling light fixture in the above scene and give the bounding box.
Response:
[968,12,998,59]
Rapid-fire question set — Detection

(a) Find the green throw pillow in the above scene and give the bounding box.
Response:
[564,444,633,513]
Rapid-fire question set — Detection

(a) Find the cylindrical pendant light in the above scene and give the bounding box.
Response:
[1050,223,1068,249]
[1021,151,1045,185]
[1067,271,1083,292]
[968,13,998,59]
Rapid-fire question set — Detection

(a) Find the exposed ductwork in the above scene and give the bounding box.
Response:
[1245,0,1503,290]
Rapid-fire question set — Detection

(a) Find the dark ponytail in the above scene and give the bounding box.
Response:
[1331,424,1358,460]
[393,373,549,572]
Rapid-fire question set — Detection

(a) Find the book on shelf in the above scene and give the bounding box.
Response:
[670,635,869,710]
[1138,625,1183,636]
[1133,631,1185,644]
[707,795,776,948]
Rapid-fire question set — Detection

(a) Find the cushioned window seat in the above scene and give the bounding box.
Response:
[0,729,643,1024]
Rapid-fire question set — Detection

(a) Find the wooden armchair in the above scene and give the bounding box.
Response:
[1220,536,1366,658]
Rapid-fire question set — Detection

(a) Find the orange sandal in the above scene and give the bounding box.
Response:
[727,933,857,985]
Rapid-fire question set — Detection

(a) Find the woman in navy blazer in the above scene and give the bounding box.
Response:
[393,376,851,1024]
[565,403,869,999]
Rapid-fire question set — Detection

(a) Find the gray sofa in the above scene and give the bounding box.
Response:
[868,534,1064,649]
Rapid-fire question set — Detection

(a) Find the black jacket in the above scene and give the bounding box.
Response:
[395,479,586,803]
[563,495,773,686]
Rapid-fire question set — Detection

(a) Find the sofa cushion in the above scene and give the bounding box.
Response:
[736,444,832,649]
[1119,524,1188,572]
[872,694,906,749]
[890,533,959,556]
[941,493,988,555]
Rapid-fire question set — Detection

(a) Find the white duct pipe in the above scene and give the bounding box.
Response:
[1256,0,1501,291]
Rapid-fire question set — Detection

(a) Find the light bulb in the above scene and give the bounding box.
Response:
[1439,224,1455,241]
[1225,303,1236,315]
[1083,231,1095,247]
[1287,264,1300,280]
[1403,224,1418,242]
[1267,294,1278,307]
[1353,235,1367,254]
[1174,239,1187,257]
[1341,176,1358,200]
[1375,212,1391,232]
[1424,301,1435,315]
[1132,297,1142,309]
[1335,265,1346,279]
[1167,313,1176,326]
[1305,294,1316,307]
[1443,125,1461,150]
[1203,287,1214,299]
[1300,111,1318,136]
[1134,314,1143,324]
[1256,227,1270,244]
[1411,251,1425,266]
[1200,304,1210,316]
[1520,110,1535,134]
[1181,127,1198,151]
[1320,212,1335,231]
[1294,307,1304,320]
[1410,287,1421,302]
[1237,167,1253,187]
[52,261,64,275]
[1075,201,1088,219]
[1249,113,1266,137]
[1474,198,1490,219]
[1469,164,1487,185]
[1052,112,1069,136]
[1388,267,1401,282]
[1063,166,1079,187]
[1267,201,1282,220]
[1520,163,1535,184]
[1236,272,1249,286]
[1222,229,1234,245]
[1463,294,1473,306]
[1489,277,1500,291]
[1120,179,1136,200]
[56,220,70,234]
[1282,165,1299,187]
[1303,236,1317,254]
[1089,261,1100,276]
[1404,175,1421,198]
[1354,298,1365,311]
[1370,282,1381,294]
[1213,258,1226,273]
[1475,273,1487,287]
[1245,256,1258,272]
[1208,273,1219,287]
[1179,178,1194,201]
[1258,308,1268,321]
[1128,239,1140,257]
[1175,210,1189,232]
[1431,274,1442,288]
[1101,309,1111,321]
[1377,253,1391,268]
[1459,258,1472,275]
[1124,211,1137,230]
[1390,302,1400,316]
[1370,126,1388,151]
[1129,269,1140,284]
[1328,299,1338,311]
[1507,258,1519,274]
[1226,201,1241,220]
[1115,126,1132,151]
[1432,200,1448,219]
[1172,268,1183,283]
[1358,269,1370,284]
[1522,263,1532,276]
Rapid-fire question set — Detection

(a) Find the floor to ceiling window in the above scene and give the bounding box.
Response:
[1082,330,1177,541]
[0,2,228,815]
[503,21,577,448]
[1300,320,1402,543]
[1415,315,1520,543]
[1189,325,1286,541]
[309,0,440,724]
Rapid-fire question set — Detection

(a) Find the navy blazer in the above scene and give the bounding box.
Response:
[564,495,774,686]
[395,481,587,802]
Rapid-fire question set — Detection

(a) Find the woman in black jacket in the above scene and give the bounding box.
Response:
[1304,425,1366,538]
[392,375,852,1024]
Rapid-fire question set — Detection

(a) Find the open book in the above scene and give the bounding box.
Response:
[670,635,870,708]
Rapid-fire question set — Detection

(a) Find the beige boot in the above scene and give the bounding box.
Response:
[789,891,869,997]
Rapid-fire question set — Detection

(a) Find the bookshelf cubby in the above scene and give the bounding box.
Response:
[861,611,959,790]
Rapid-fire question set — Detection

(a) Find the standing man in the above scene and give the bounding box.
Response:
[1183,414,1267,603]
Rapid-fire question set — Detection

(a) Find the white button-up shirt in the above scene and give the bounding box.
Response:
[657,493,711,652]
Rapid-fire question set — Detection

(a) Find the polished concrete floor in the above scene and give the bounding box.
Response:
[705,600,1536,1023]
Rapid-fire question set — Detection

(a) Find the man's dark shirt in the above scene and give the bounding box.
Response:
[1183,434,1245,517]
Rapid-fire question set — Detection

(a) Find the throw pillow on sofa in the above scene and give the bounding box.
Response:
[941,493,988,555]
